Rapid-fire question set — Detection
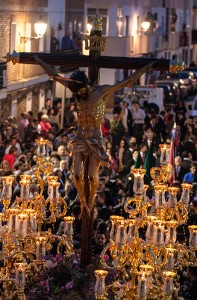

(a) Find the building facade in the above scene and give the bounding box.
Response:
[0,0,65,120]
[0,0,197,120]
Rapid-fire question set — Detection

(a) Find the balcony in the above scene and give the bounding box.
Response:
[103,36,132,57]
[192,30,197,44]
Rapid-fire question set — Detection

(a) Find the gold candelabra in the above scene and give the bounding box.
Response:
[95,143,196,300]
[0,138,74,299]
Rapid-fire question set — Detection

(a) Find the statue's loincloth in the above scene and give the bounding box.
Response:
[70,136,109,167]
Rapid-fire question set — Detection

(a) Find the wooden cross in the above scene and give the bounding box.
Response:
[4,15,184,267]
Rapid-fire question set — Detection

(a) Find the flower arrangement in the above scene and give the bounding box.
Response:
[25,253,116,300]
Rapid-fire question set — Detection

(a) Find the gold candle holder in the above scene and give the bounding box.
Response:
[159,144,171,166]
[127,219,136,240]
[150,167,163,183]
[162,271,176,297]
[19,177,31,202]
[94,270,108,299]
[132,169,146,195]
[188,225,197,249]
[15,213,28,239]
[167,187,179,208]
[154,185,167,209]
[165,221,178,245]
[14,262,27,289]
[110,215,124,242]
[152,220,165,245]
[146,216,159,242]
[64,216,75,239]
[48,181,60,203]
[165,247,177,270]
[180,183,192,204]
[8,208,21,233]
[137,271,149,299]
[35,236,48,261]
[115,221,128,246]
[1,176,14,212]
[24,209,37,234]
[35,138,47,157]
[143,185,149,202]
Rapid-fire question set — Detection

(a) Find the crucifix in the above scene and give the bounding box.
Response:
[4,15,184,266]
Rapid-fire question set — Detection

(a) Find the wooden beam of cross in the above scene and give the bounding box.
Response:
[4,15,184,84]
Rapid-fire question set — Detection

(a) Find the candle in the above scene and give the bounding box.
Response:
[94,270,108,299]
[189,225,197,249]
[132,169,146,195]
[14,262,27,289]
[162,271,176,297]
[16,213,28,238]
[137,272,148,299]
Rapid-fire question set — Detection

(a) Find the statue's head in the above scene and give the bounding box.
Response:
[69,71,89,93]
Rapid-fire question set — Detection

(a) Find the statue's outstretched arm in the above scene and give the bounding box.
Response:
[103,61,155,97]
[33,55,70,88]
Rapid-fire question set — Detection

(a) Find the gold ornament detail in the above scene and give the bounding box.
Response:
[84,35,107,51]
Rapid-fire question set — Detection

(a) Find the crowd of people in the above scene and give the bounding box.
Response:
[0,93,197,298]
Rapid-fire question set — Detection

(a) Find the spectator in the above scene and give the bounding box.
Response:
[131,101,145,144]
[42,98,52,115]
[187,199,197,225]
[50,153,61,168]
[115,138,129,174]
[39,114,52,137]
[18,112,29,143]
[92,231,108,255]
[3,146,17,170]
[50,27,59,52]
[59,159,69,184]
[101,116,111,139]
[181,150,192,173]
[183,163,197,184]
[110,114,126,151]
[0,133,5,161]
[174,156,187,183]
[5,136,22,157]
[61,32,77,51]
[106,149,118,175]
[119,98,133,136]
[64,103,78,127]
[47,108,59,133]
[0,160,10,174]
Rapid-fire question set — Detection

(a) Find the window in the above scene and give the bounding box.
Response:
[87,8,108,35]
[125,16,129,36]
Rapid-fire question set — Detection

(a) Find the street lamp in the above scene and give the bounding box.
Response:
[87,23,92,34]
[20,18,47,44]
[141,19,151,32]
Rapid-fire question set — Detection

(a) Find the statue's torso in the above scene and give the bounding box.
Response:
[77,87,107,138]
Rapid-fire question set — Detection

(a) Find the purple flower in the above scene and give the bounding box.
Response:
[104,254,109,261]
[64,280,74,290]
[40,280,48,287]
[40,280,50,295]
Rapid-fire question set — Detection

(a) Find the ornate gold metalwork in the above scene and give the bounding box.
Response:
[0,138,70,299]
[3,50,20,65]
[92,14,103,31]
[97,165,195,299]
[84,34,107,51]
